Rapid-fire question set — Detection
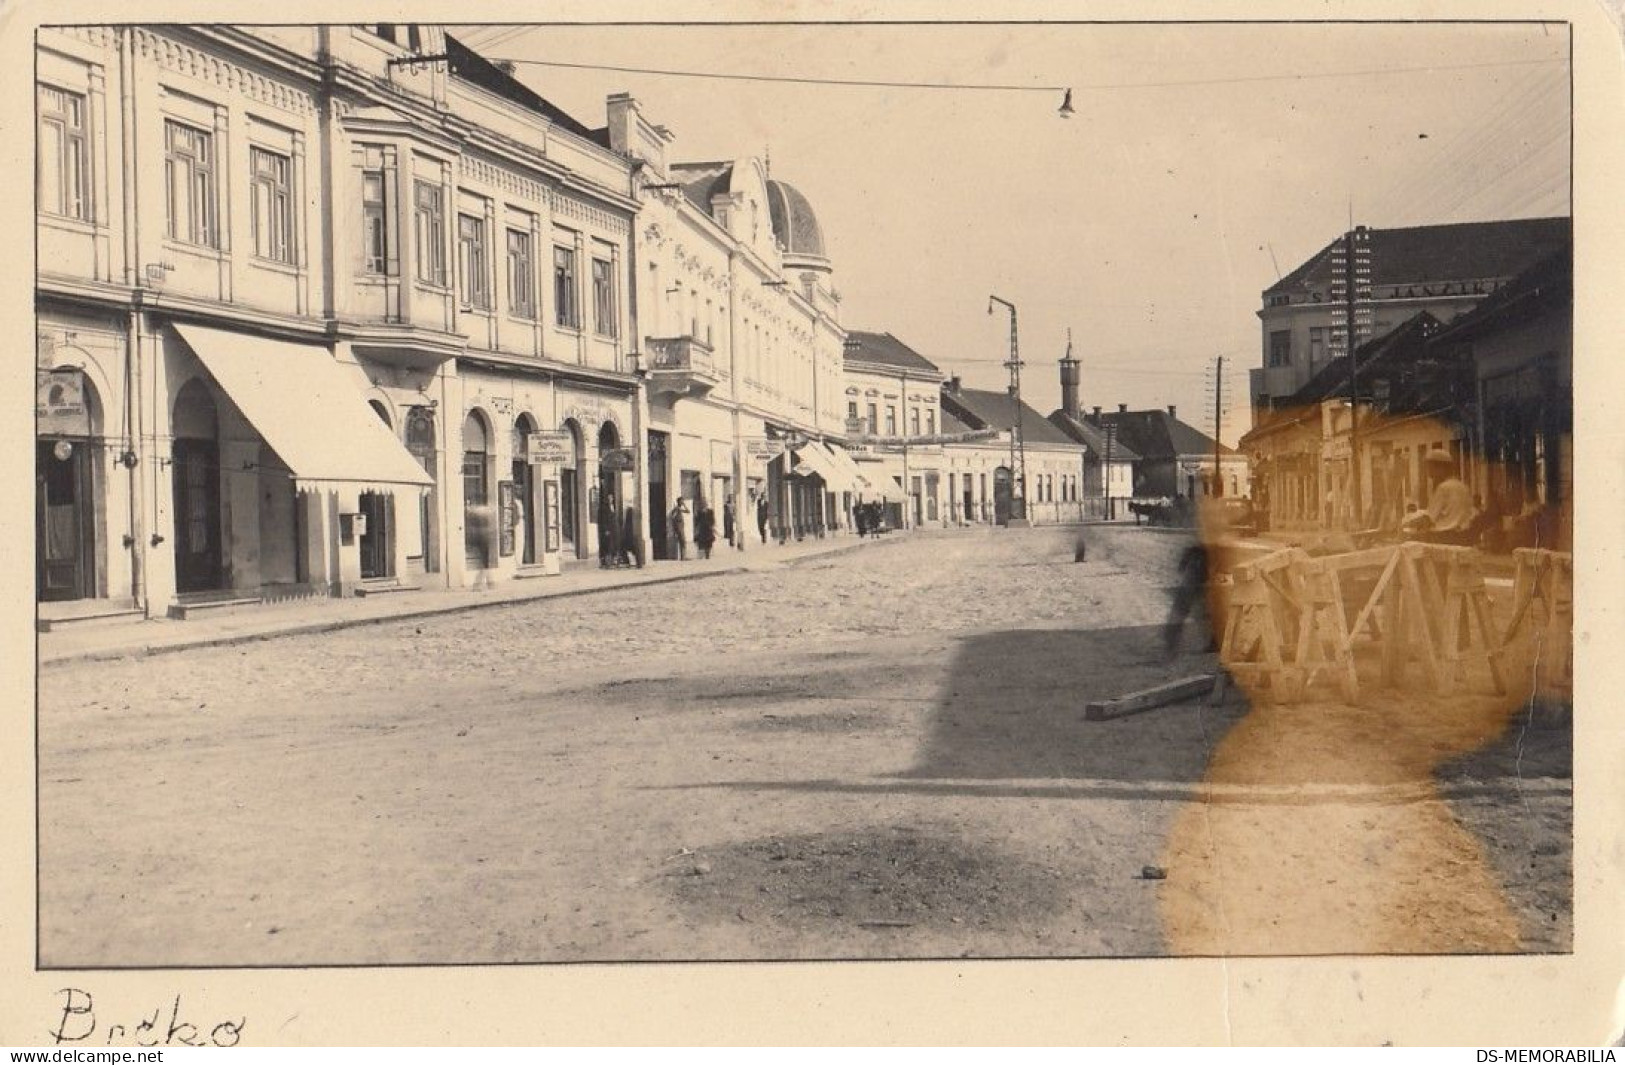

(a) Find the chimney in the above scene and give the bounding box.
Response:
[1092,405,1102,417]
[1167,404,1177,419]
[1118,403,1129,414]
[1059,347,1080,419]
[607,92,670,177]
[948,375,961,394]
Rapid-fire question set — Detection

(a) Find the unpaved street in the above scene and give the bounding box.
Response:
[37,525,1569,965]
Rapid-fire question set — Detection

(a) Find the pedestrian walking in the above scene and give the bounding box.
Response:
[669,498,689,561]
[756,493,770,544]
[854,501,869,538]
[695,502,717,559]
[722,498,736,548]
[467,504,496,591]
[620,505,639,567]
[598,493,620,569]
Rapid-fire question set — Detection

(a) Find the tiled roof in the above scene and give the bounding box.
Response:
[1265,217,1571,298]
[669,161,734,216]
[940,409,976,435]
[843,331,944,376]
[942,387,1080,447]
[1047,410,1143,462]
[1431,244,1571,344]
[444,35,598,141]
[1090,408,1235,460]
[1287,312,1444,405]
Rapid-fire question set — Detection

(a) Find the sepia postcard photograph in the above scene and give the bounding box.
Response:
[7,0,1622,1047]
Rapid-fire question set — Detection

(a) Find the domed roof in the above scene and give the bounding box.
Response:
[766,179,827,262]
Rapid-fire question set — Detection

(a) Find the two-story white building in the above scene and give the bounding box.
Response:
[34,25,646,625]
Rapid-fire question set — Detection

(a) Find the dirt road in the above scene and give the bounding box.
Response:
[36,525,1568,965]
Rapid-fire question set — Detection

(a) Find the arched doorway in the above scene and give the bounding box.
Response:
[359,401,395,580]
[462,410,491,571]
[36,368,102,601]
[512,414,538,565]
[172,378,223,593]
[597,421,621,563]
[559,419,582,558]
[404,406,437,573]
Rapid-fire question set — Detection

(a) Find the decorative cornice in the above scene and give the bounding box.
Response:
[135,27,316,118]
[461,153,546,205]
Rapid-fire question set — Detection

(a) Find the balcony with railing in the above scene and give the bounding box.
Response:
[644,336,722,399]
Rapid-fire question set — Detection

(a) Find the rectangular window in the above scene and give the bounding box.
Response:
[1268,329,1291,368]
[926,411,936,436]
[249,147,293,263]
[910,409,921,436]
[847,401,858,422]
[164,119,215,246]
[592,257,616,337]
[1308,326,1326,366]
[866,403,878,434]
[554,245,579,328]
[886,406,897,436]
[362,169,389,274]
[412,179,445,285]
[506,228,535,318]
[38,85,88,220]
[456,213,489,309]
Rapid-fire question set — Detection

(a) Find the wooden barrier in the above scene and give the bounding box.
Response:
[1217,541,1510,704]
[1501,548,1573,695]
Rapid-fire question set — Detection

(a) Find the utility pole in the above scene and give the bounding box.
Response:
[1331,226,1372,526]
[988,295,1025,524]
[1212,354,1224,497]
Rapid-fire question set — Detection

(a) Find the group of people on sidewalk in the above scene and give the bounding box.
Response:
[665,493,780,560]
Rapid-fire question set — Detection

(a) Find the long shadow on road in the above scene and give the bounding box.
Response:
[901,624,1247,786]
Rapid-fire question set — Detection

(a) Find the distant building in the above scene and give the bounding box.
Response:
[1082,405,1246,502]
[938,379,1088,526]
[1250,217,1571,422]
[840,330,948,528]
[1046,346,1139,517]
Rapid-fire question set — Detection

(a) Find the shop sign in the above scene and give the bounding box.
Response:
[743,438,787,463]
[528,431,573,465]
[600,447,635,472]
[37,369,86,419]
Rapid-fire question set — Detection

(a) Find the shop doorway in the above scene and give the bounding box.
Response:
[513,415,538,565]
[647,430,668,561]
[36,438,95,601]
[360,401,394,580]
[462,411,491,570]
[404,406,437,573]
[560,419,581,558]
[172,379,223,594]
[993,466,1012,526]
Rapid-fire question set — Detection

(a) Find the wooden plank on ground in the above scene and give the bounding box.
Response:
[1085,674,1218,721]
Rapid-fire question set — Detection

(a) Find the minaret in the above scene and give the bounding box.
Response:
[1059,328,1080,419]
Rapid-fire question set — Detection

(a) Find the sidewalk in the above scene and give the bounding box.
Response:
[39,533,876,668]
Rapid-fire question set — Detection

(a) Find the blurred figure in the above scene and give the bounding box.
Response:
[723,498,736,548]
[1403,449,1479,546]
[695,502,717,559]
[669,498,690,561]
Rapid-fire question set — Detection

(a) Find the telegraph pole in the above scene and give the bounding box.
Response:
[1212,354,1224,497]
[989,295,1026,523]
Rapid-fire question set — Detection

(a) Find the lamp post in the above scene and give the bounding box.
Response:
[988,295,1026,524]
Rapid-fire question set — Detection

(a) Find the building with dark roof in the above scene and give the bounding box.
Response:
[1250,217,1571,422]
[939,380,1088,525]
[840,330,949,528]
[1076,404,1245,501]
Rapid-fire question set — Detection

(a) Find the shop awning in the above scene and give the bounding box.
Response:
[787,441,843,486]
[173,323,434,495]
[819,442,873,495]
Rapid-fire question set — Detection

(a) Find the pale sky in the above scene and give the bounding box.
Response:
[450,21,1569,444]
